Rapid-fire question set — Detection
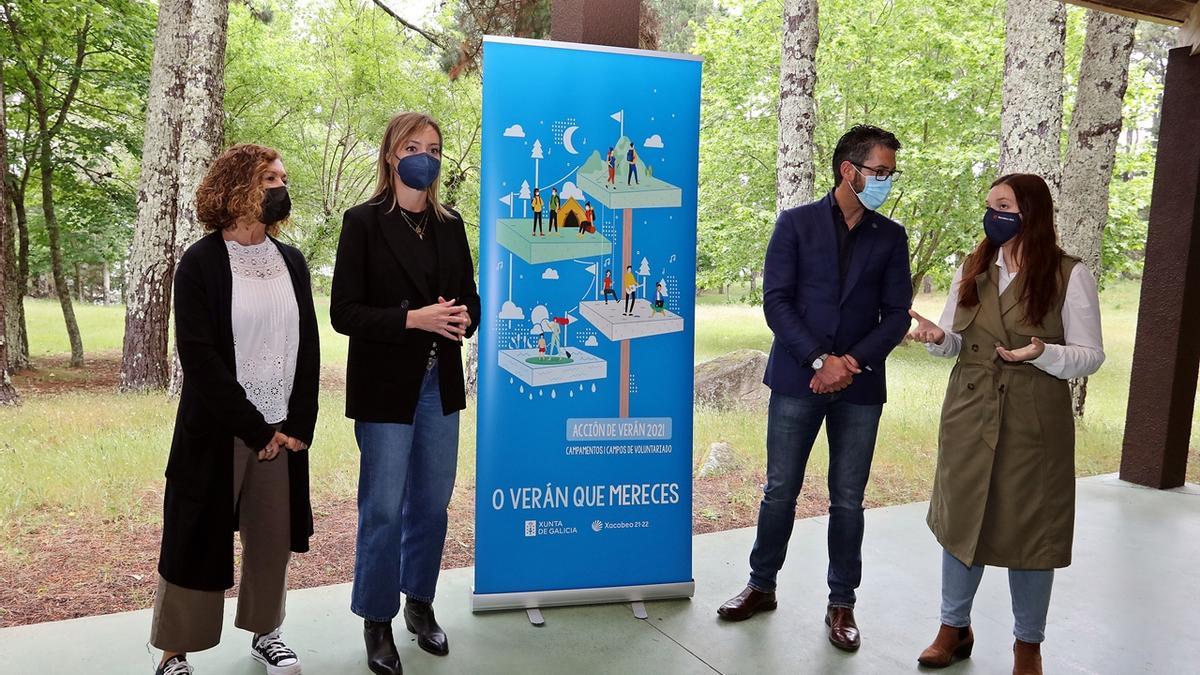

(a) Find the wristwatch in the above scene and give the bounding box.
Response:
[812,353,829,371]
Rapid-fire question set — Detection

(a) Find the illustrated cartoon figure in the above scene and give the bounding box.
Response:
[549,317,570,357]
[607,147,617,187]
[602,269,618,303]
[626,143,639,185]
[622,264,638,316]
[537,333,547,353]
[579,201,596,238]
[653,281,666,316]
[531,188,544,236]
[548,187,560,236]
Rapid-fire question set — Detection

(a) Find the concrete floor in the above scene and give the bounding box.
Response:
[2,474,1196,674]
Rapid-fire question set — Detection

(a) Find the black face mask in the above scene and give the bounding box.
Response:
[261,186,291,224]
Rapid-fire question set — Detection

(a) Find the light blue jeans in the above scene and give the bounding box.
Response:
[940,548,1054,643]
[350,366,460,621]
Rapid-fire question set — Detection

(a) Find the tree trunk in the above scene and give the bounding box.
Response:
[39,131,85,366]
[0,68,19,404]
[1059,10,1136,418]
[168,0,231,396]
[102,260,111,304]
[465,337,479,397]
[776,0,819,211]
[999,0,1067,194]
[121,0,193,391]
[6,180,31,371]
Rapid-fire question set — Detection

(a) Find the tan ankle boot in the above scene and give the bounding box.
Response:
[917,624,974,668]
[1013,639,1042,675]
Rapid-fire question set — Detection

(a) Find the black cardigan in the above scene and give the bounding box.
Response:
[330,199,480,423]
[157,231,319,592]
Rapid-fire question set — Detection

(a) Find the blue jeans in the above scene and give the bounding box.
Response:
[749,392,883,607]
[351,367,460,621]
[940,549,1054,643]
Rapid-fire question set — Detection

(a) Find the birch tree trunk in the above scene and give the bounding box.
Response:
[1059,10,1136,418]
[776,0,819,211]
[168,0,230,396]
[121,0,191,390]
[0,67,19,404]
[999,0,1067,194]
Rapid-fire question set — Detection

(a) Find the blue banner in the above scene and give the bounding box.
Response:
[474,37,702,606]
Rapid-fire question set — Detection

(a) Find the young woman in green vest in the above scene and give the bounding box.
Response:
[908,173,1105,675]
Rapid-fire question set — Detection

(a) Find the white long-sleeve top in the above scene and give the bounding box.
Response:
[227,239,300,425]
[926,254,1105,380]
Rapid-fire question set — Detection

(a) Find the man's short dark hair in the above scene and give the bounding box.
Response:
[831,125,901,186]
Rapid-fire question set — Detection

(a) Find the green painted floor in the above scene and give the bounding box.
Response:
[3,475,1197,674]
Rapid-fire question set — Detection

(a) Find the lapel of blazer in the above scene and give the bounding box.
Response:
[839,209,880,306]
[433,213,456,300]
[374,200,434,303]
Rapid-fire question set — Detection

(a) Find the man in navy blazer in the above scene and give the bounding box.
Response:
[718,126,913,652]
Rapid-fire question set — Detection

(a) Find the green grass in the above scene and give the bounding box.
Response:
[3,281,1197,526]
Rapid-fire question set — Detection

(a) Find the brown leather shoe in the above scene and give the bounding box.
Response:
[716,586,777,621]
[917,624,974,668]
[825,605,861,651]
[1013,639,1042,675]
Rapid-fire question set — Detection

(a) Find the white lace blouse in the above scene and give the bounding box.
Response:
[226,239,300,425]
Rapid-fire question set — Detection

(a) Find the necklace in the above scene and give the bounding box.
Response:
[399,207,429,240]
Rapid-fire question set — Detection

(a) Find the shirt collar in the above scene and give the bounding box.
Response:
[830,190,871,229]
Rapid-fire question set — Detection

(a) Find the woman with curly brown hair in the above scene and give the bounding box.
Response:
[150,144,320,675]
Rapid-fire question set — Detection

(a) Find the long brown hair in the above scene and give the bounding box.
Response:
[958,173,1065,327]
[368,112,452,221]
[195,144,287,236]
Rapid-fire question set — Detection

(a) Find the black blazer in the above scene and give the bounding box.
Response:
[762,193,912,405]
[330,199,481,423]
[158,231,319,591]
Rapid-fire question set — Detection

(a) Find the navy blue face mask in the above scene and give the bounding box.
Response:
[395,153,441,190]
[983,207,1021,246]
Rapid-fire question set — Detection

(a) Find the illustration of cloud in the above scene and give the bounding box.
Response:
[643,134,664,149]
[530,305,549,327]
[542,268,559,280]
[503,124,525,138]
[498,301,525,320]
[585,336,599,347]
[560,181,585,201]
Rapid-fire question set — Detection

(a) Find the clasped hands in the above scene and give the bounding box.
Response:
[258,431,307,461]
[408,296,472,342]
[809,354,861,394]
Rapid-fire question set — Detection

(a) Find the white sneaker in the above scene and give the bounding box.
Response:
[250,628,302,675]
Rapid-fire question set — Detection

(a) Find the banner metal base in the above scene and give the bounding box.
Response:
[471,580,695,613]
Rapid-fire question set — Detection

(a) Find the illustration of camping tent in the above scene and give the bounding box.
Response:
[558,197,590,231]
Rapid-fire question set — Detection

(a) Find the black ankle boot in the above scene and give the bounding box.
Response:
[404,599,449,656]
[363,619,402,674]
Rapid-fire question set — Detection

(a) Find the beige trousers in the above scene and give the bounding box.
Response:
[150,431,292,653]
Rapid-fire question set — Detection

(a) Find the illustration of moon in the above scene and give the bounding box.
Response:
[562,126,580,154]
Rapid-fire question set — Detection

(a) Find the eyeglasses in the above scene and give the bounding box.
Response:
[852,162,902,182]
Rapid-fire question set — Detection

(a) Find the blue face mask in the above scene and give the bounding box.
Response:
[395,153,441,190]
[853,169,893,211]
[983,207,1022,245]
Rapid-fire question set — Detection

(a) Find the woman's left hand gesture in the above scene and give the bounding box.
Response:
[995,338,1046,363]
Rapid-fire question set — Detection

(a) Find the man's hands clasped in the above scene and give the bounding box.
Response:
[809,353,862,394]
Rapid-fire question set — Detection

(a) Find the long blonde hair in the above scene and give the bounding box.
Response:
[369,112,453,221]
